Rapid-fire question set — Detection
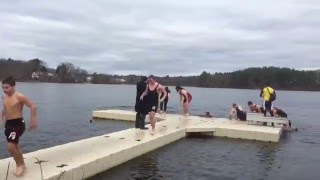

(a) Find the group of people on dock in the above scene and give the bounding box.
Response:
[135,76,291,135]
[134,75,192,134]
[229,82,288,121]
[0,75,292,177]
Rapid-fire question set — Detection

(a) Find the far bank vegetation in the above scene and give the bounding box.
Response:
[0,58,319,91]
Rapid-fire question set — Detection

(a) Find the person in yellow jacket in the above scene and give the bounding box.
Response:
[260,82,276,117]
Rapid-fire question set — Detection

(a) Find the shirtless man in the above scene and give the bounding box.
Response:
[1,76,37,176]
[140,75,167,135]
[247,101,264,113]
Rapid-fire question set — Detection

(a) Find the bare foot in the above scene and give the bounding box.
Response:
[150,129,155,135]
[14,165,26,176]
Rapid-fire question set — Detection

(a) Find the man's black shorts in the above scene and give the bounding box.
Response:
[4,118,25,144]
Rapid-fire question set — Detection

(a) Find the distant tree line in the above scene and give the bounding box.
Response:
[88,67,320,91]
[0,58,88,83]
[190,67,320,91]
[0,58,48,81]
[0,58,319,91]
[55,62,88,83]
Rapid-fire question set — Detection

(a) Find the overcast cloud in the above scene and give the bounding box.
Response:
[1,0,319,75]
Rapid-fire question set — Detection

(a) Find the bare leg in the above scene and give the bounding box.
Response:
[183,103,189,116]
[7,143,25,176]
[149,111,156,135]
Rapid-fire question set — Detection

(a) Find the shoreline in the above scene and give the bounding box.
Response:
[16,81,320,92]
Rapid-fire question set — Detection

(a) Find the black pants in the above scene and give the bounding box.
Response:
[135,112,146,128]
[238,111,247,121]
[160,100,168,112]
[264,101,274,117]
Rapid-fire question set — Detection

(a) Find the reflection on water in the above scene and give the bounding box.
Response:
[92,151,161,180]
[128,155,161,179]
[90,137,284,180]
[256,143,278,178]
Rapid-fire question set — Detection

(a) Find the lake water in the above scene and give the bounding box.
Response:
[0,83,319,180]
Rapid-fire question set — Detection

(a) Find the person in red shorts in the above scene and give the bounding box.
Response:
[2,76,37,176]
[175,86,192,116]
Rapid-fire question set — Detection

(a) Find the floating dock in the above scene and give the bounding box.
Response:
[0,109,283,180]
[92,110,283,142]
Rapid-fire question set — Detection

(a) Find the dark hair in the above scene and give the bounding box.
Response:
[232,103,237,107]
[2,76,16,86]
[140,76,147,82]
[165,87,171,93]
[248,101,253,105]
[148,75,155,79]
[175,86,183,92]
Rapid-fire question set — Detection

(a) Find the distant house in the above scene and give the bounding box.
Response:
[86,76,93,82]
[114,78,126,83]
[31,72,39,79]
[47,73,55,78]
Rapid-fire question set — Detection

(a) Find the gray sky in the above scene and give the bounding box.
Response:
[1,0,319,76]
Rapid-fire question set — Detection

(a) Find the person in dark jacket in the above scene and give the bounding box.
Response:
[272,107,288,118]
[135,76,148,129]
[160,87,170,113]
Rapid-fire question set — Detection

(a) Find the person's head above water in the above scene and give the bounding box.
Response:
[2,76,16,95]
[248,101,253,106]
[203,112,213,118]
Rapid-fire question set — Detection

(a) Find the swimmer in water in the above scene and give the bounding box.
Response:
[199,112,213,118]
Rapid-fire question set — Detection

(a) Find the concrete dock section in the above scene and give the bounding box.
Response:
[0,109,283,180]
[93,109,283,142]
